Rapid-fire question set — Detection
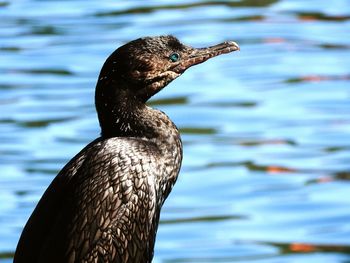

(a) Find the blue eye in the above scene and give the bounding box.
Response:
[169,52,180,62]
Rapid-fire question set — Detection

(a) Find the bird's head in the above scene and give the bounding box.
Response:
[95,35,239,137]
[96,35,239,103]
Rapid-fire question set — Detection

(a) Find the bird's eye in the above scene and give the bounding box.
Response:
[169,52,180,62]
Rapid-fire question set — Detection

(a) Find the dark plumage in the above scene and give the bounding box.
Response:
[14,35,239,263]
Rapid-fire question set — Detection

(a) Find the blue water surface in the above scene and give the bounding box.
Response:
[1,0,350,262]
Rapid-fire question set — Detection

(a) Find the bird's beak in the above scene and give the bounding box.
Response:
[172,41,240,74]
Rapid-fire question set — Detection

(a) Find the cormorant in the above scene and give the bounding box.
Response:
[14,35,239,263]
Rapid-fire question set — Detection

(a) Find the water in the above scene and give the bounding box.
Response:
[1,0,350,262]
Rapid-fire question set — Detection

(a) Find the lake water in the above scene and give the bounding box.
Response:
[1,0,350,262]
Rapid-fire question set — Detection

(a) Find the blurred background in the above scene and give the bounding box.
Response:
[1,0,350,262]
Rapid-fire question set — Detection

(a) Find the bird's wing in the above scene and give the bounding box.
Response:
[14,137,162,263]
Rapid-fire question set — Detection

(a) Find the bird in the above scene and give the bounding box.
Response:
[14,35,239,263]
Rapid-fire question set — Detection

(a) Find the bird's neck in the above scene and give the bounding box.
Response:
[95,81,179,142]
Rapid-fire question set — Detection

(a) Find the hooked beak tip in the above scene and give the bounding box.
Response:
[227,41,240,51]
